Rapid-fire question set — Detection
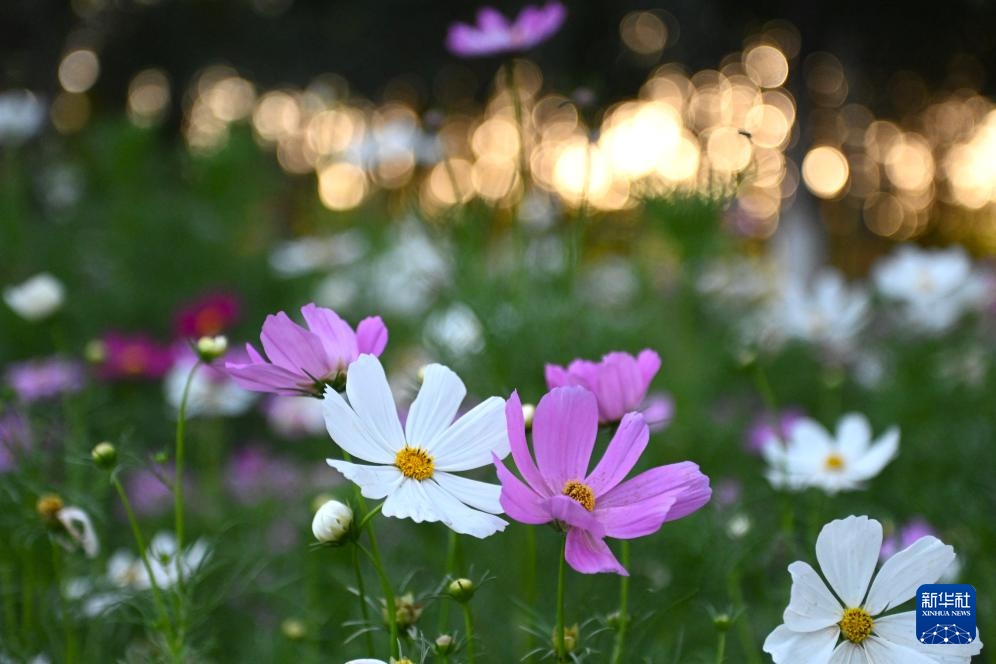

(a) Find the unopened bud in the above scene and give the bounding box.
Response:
[383,593,422,628]
[91,441,117,469]
[195,335,228,362]
[434,633,455,654]
[281,618,306,640]
[522,403,536,429]
[713,613,733,632]
[447,577,476,603]
[551,624,579,653]
[36,493,64,522]
[84,339,106,364]
[311,500,353,544]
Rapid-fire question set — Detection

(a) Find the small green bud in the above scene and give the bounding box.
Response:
[447,577,476,603]
[551,623,579,653]
[714,612,733,631]
[84,339,106,364]
[434,633,455,654]
[280,618,306,640]
[91,441,118,469]
[195,335,228,362]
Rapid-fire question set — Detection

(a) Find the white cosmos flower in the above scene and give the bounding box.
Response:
[763,413,899,494]
[769,269,870,355]
[3,273,65,322]
[873,245,988,334]
[324,354,509,538]
[764,515,982,663]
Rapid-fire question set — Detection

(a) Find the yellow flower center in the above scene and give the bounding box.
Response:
[562,480,596,511]
[824,453,845,471]
[839,607,874,643]
[395,447,434,480]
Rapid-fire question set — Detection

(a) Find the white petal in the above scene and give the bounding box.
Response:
[863,636,936,663]
[405,364,466,448]
[836,413,872,458]
[828,641,868,664]
[56,507,100,558]
[816,515,882,608]
[762,624,838,664]
[784,561,844,631]
[323,386,396,464]
[433,472,503,514]
[326,460,404,500]
[344,355,406,452]
[849,427,899,481]
[430,396,508,471]
[382,479,439,524]
[422,479,507,538]
[789,420,835,458]
[864,536,954,615]
[875,612,983,660]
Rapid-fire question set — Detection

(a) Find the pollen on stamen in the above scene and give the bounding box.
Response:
[562,480,596,511]
[395,446,435,480]
[839,607,874,643]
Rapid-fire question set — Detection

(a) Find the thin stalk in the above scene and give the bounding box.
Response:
[751,362,778,412]
[609,541,631,664]
[174,361,201,554]
[50,542,77,664]
[112,475,178,659]
[715,632,727,664]
[523,527,537,653]
[555,536,567,662]
[351,545,375,656]
[359,529,398,658]
[438,530,458,634]
[462,602,475,664]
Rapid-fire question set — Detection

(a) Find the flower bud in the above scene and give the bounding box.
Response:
[551,624,579,653]
[281,618,306,640]
[383,593,422,628]
[434,634,455,655]
[91,441,117,469]
[713,612,733,632]
[521,403,536,429]
[311,500,353,544]
[36,493,64,522]
[447,577,475,603]
[195,335,228,362]
[84,339,106,364]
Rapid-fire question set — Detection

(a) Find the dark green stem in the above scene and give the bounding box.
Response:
[609,541,631,664]
[174,361,201,555]
[555,536,567,662]
[359,527,398,658]
[351,544,375,656]
[462,602,475,664]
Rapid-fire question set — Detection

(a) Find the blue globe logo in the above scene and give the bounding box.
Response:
[920,624,974,645]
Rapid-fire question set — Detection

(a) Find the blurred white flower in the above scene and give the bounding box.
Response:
[369,222,451,317]
[143,532,210,590]
[581,258,639,309]
[764,515,979,663]
[311,499,353,543]
[424,303,484,356]
[698,256,780,304]
[873,244,988,334]
[763,413,899,494]
[3,273,65,321]
[265,395,326,438]
[164,357,255,418]
[0,90,45,145]
[313,273,358,310]
[55,506,99,558]
[768,269,870,355]
[268,230,368,277]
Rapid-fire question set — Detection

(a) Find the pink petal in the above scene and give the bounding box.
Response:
[565,528,627,575]
[260,312,331,378]
[595,353,645,422]
[599,461,712,524]
[543,495,604,538]
[494,454,550,525]
[245,342,265,364]
[477,7,509,30]
[355,316,388,356]
[543,363,571,389]
[506,391,552,494]
[299,304,358,368]
[225,362,311,396]
[636,349,661,390]
[532,386,598,489]
[596,494,677,540]
[584,412,649,495]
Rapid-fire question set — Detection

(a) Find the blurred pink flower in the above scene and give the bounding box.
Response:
[545,349,661,423]
[225,446,301,504]
[746,408,805,454]
[446,2,566,57]
[263,396,326,439]
[126,466,176,517]
[494,388,711,575]
[880,517,936,560]
[5,356,84,402]
[0,411,31,472]
[174,292,241,338]
[96,333,175,380]
[225,303,388,397]
[641,392,675,433]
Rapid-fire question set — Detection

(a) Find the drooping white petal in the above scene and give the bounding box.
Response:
[327,459,404,500]
[864,536,955,615]
[422,479,507,538]
[323,386,397,463]
[382,478,439,524]
[815,515,882,608]
[849,427,899,481]
[762,624,838,664]
[429,396,508,471]
[406,364,466,448]
[862,636,936,664]
[827,641,868,664]
[344,355,406,452]
[783,561,844,631]
[874,612,984,659]
[433,472,503,514]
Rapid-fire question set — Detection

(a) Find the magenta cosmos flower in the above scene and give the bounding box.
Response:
[545,349,661,423]
[494,387,711,575]
[446,2,567,57]
[95,333,175,380]
[174,292,241,338]
[225,303,387,397]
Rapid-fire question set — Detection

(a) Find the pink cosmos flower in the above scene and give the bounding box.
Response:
[641,391,674,433]
[5,356,85,402]
[446,2,567,57]
[225,446,301,505]
[96,333,175,380]
[544,349,661,423]
[494,387,711,575]
[225,303,388,397]
[174,292,241,338]
[880,517,936,560]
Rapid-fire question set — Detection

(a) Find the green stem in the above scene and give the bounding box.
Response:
[50,542,77,664]
[112,476,178,659]
[174,361,201,554]
[555,536,567,662]
[609,541,631,664]
[351,545,375,656]
[462,603,475,664]
[359,526,398,658]
[715,632,727,664]
[523,527,537,654]
[1,561,16,647]
[751,362,778,412]
[438,530,458,634]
